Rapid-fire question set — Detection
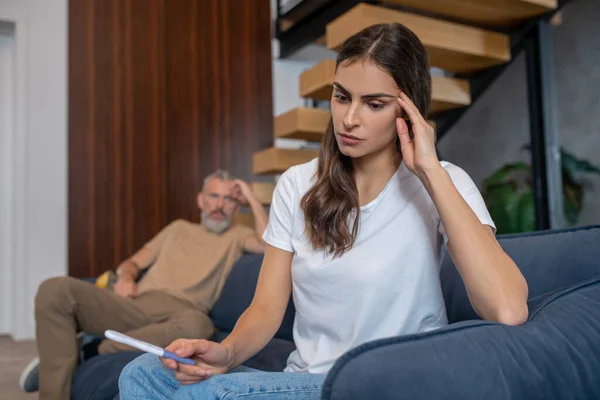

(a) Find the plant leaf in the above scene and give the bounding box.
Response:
[484,184,522,234]
[576,158,600,175]
[563,181,583,211]
[517,191,535,233]
[482,162,530,190]
[561,149,581,184]
[560,147,600,183]
[484,144,598,232]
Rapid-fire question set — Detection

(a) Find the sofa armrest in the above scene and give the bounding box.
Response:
[322,276,600,400]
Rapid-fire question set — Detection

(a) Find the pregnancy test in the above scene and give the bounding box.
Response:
[104,330,196,366]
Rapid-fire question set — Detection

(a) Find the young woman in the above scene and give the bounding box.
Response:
[119,22,528,399]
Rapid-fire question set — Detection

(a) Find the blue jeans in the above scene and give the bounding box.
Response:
[119,353,327,399]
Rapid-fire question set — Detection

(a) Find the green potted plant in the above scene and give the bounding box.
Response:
[481,146,600,234]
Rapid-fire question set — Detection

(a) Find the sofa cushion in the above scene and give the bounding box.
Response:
[210,253,296,341]
[72,351,142,400]
[440,225,600,323]
[323,274,600,400]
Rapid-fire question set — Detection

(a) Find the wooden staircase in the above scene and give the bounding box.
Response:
[326,3,511,73]
[248,0,559,207]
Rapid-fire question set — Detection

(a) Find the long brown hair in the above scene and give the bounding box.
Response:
[300,23,431,257]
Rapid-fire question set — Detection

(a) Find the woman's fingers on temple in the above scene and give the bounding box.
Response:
[396,97,419,126]
[398,93,426,126]
[399,92,420,113]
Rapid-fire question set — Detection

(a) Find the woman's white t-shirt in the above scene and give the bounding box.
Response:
[262,158,495,374]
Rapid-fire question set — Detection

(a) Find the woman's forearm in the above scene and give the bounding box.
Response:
[221,304,284,369]
[422,166,529,325]
[221,246,293,369]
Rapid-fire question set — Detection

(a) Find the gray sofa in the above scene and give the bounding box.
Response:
[72,225,600,400]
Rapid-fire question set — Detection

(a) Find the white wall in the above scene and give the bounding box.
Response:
[0,22,15,335]
[0,0,67,340]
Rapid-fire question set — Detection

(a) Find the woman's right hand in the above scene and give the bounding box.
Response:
[161,339,234,385]
[161,245,294,385]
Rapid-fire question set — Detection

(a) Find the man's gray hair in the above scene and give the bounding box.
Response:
[202,169,235,191]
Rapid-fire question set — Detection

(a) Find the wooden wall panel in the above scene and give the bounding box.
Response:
[164,0,273,222]
[69,0,272,277]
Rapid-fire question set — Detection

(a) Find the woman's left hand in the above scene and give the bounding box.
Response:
[396,92,441,180]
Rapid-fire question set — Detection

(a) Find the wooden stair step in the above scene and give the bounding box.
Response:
[383,0,557,27]
[326,3,510,73]
[250,182,275,205]
[253,148,320,175]
[251,182,274,206]
[275,108,331,141]
[430,76,471,113]
[299,60,337,101]
[300,60,471,114]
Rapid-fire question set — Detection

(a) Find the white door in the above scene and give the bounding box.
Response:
[0,23,15,335]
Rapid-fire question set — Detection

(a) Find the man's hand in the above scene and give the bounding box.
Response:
[232,179,254,206]
[113,276,138,298]
[162,339,234,385]
[232,179,269,250]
